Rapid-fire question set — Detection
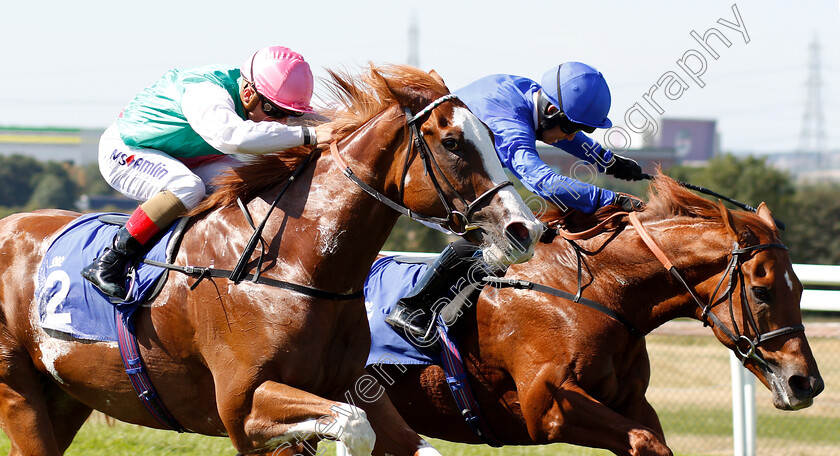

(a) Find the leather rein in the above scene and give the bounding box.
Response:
[484,212,803,367]
[330,94,513,235]
[145,94,513,300]
[627,211,803,367]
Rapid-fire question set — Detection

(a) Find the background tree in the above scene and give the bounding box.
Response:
[382,218,454,253]
[0,155,44,207]
[667,154,795,219]
[80,162,117,196]
[783,182,840,265]
[28,172,78,210]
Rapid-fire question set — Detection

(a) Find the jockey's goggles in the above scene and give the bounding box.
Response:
[538,91,596,135]
[256,91,305,118]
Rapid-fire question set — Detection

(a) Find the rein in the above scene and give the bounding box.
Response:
[627,211,803,367]
[330,94,513,235]
[141,258,364,300]
[640,173,786,230]
[146,94,512,299]
[481,212,644,337]
[482,277,643,338]
[140,149,364,301]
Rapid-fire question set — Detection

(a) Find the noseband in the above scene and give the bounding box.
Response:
[330,94,513,235]
[628,212,804,367]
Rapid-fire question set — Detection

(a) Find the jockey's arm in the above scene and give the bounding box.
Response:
[493,120,615,213]
[510,146,615,213]
[550,132,613,172]
[181,82,315,155]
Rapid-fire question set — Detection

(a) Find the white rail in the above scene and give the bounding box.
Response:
[795,264,840,312]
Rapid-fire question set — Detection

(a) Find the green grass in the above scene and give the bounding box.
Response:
[1,332,837,455]
[654,406,840,443]
[0,413,838,456]
[0,420,234,455]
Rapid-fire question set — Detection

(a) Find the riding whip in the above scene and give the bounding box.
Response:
[641,173,786,231]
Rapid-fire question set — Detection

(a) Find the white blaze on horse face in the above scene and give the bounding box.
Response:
[452,106,541,263]
[452,107,507,184]
[784,270,794,292]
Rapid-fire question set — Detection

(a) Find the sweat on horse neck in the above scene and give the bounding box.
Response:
[186,108,410,294]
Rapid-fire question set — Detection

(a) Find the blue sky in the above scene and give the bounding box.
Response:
[1,0,838,153]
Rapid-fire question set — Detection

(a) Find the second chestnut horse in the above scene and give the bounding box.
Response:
[374,175,823,456]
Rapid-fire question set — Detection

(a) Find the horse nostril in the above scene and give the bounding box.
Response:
[505,221,532,252]
[789,375,811,395]
[789,374,824,397]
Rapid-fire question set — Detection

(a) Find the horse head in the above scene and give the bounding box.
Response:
[629,175,824,411]
[326,65,542,266]
[709,199,824,410]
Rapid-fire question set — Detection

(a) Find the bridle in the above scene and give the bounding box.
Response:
[153,94,512,296]
[330,94,513,235]
[628,212,804,368]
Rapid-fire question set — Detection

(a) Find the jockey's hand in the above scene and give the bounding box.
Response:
[606,154,645,181]
[315,124,334,146]
[613,193,646,212]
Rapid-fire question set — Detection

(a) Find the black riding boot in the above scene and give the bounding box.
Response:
[385,241,480,346]
[81,227,144,300]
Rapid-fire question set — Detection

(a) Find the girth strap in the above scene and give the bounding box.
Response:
[436,318,503,447]
[141,258,364,301]
[116,313,186,432]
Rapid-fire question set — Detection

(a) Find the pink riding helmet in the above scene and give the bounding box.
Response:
[243,46,316,114]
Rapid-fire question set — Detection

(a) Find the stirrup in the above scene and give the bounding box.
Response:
[108,268,138,304]
[385,304,440,350]
[410,317,441,351]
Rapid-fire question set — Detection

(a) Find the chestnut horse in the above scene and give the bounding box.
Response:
[374,175,823,456]
[0,65,543,456]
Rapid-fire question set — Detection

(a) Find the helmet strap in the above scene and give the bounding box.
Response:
[241,51,262,112]
[536,90,563,134]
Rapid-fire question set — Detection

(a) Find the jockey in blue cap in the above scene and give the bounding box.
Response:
[385,62,646,346]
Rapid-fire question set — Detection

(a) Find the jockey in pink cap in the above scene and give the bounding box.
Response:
[82,46,333,300]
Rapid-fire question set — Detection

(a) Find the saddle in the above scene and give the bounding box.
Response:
[36,213,188,341]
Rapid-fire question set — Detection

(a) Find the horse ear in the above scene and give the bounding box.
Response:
[428,69,450,92]
[755,202,779,233]
[718,200,737,236]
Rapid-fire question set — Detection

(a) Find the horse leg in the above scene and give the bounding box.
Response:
[220,380,376,456]
[519,380,672,456]
[41,379,94,454]
[622,396,665,442]
[345,372,439,456]
[0,354,63,455]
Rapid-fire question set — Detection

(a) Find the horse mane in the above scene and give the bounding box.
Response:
[322,64,448,142]
[540,171,774,239]
[191,64,448,216]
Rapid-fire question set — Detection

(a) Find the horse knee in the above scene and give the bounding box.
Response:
[628,428,672,456]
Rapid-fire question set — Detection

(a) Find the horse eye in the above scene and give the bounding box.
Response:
[441,138,460,152]
[752,286,771,303]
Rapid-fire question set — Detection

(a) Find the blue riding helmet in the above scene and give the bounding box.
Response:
[540,62,612,129]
